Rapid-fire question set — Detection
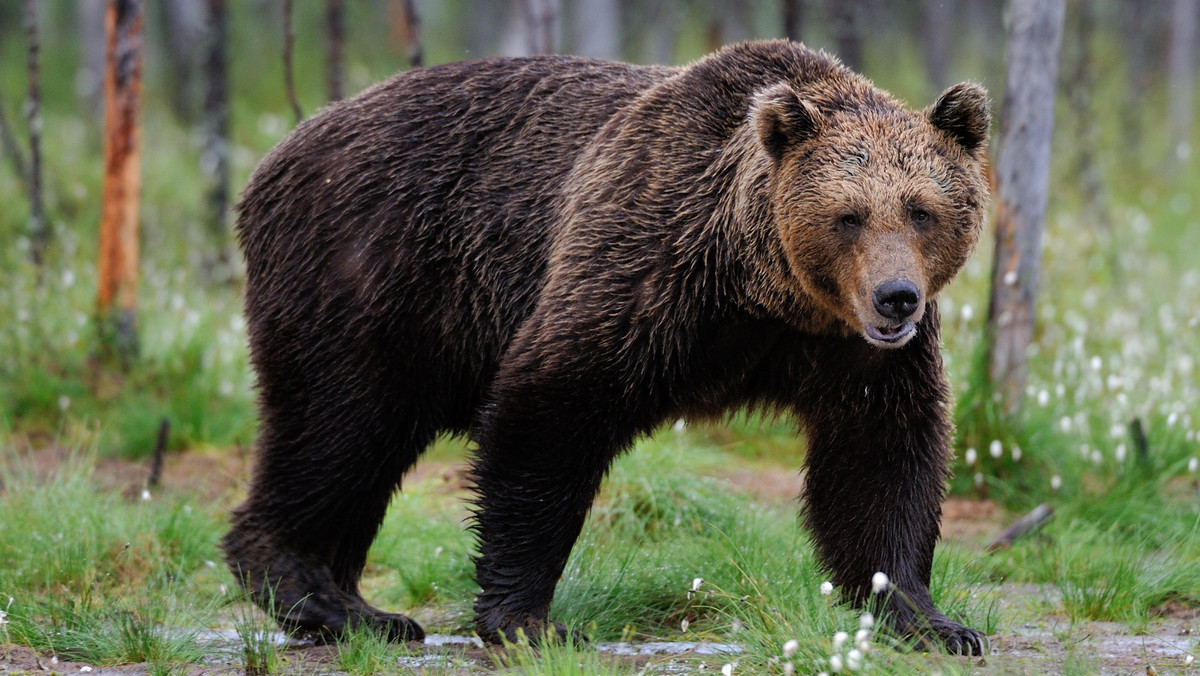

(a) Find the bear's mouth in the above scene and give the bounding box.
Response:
[864,322,916,347]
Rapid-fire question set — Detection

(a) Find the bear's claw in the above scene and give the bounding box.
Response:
[478,616,582,646]
[923,615,989,656]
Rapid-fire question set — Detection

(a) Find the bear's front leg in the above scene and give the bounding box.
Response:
[796,317,988,655]
[469,337,652,645]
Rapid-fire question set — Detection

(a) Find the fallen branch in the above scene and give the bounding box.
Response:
[987,503,1054,552]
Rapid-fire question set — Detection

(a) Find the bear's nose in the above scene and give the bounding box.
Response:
[873,280,920,321]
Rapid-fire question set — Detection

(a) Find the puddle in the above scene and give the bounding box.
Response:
[597,640,742,656]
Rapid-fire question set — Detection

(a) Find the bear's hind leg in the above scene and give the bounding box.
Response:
[468,354,647,645]
[223,398,434,643]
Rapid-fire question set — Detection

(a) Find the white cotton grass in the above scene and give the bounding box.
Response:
[820,580,834,596]
[859,612,874,630]
[787,611,875,675]
[870,571,889,594]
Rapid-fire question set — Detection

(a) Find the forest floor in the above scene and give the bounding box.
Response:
[1,447,1196,675]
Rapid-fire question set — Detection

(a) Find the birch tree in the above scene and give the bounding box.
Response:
[986,0,1066,413]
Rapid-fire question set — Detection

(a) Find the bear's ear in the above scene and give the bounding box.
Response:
[752,84,822,163]
[928,82,991,158]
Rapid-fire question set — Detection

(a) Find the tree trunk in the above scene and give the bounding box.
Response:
[326,0,344,101]
[282,0,303,124]
[393,0,423,68]
[1168,0,1198,162]
[202,0,231,279]
[826,0,863,71]
[783,0,804,43]
[572,0,618,60]
[78,0,107,116]
[922,0,953,92]
[985,0,1065,414]
[1062,0,1113,261]
[97,0,144,365]
[0,90,29,190]
[1118,1,1162,155]
[523,0,559,54]
[26,0,48,268]
[158,0,204,122]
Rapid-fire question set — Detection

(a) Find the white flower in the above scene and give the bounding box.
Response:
[1185,653,1194,666]
[1114,443,1127,463]
[58,395,71,411]
[833,631,849,651]
[674,419,687,432]
[859,612,874,630]
[1051,475,1062,491]
[681,618,689,633]
[964,448,977,466]
[691,577,703,592]
[1011,445,1022,462]
[960,304,973,321]
[989,440,1003,459]
[846,648,863,670]
[854,628,871,651]
[820,580,834,596]
[1037,389,1050,407]
[870,572,889,594]
[721,663,733,676]
[141,489,152,502]
[1188,457,1198,473]
[782,639,799,658]
[829,654,844,673]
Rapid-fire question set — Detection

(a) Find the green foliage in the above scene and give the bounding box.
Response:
[0,447,222,669]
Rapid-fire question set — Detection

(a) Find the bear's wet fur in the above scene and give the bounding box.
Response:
[223,40,991,654]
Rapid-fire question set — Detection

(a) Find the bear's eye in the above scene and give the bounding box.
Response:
[839,214,862,229]
[910,208,932,225]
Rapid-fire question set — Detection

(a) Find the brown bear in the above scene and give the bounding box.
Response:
[223,40,991,655]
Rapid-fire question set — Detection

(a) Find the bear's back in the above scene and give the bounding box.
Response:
[235,56,678,425]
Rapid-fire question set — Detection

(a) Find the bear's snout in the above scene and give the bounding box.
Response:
[861,279,922,348]
[872,279,921,322]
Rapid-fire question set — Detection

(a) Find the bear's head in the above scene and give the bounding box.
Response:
[752,80,990,348]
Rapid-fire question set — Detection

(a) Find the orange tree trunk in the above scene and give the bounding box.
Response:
[97,0,143,363]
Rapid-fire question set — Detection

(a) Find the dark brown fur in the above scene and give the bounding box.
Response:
[224,40,991,654]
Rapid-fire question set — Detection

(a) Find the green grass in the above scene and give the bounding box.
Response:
[0,447,224,670]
